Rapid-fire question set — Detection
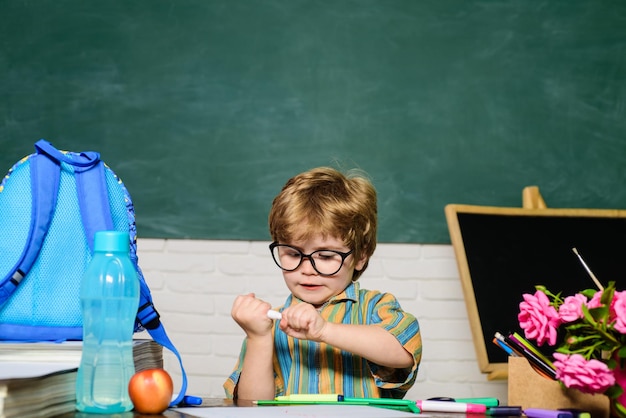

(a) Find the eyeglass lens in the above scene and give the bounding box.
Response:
[271,244,347,276]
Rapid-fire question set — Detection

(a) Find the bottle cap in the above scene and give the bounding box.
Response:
[94,230,130,252]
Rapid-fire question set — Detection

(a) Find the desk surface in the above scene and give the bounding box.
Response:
[57,399,480,418]
[58,399,523,418]
[57,399,233,418]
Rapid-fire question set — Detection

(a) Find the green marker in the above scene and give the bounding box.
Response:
[455,397,499,407]
[256,394,420,413]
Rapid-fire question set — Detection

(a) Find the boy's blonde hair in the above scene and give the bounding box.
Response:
[268,167,377,280]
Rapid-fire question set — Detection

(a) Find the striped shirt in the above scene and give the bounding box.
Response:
[224,282,422,399]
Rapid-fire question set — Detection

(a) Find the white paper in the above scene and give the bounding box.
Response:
[176,404,417,418]
[0,362,77,380]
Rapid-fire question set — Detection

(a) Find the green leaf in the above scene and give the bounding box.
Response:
[605,384,623,399]
[601,283,615,305]
[581,304,598,326]
[606,358,617,370]
[614,402,626,417]
[618,346,626,358]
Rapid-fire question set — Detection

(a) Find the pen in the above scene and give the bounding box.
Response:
[267,310,282,320]
[494,332,520,358]
[415,400,486,413]
[524,408,574,418]
[493,337,517,357]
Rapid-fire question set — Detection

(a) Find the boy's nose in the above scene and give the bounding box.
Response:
[299,256,318,274]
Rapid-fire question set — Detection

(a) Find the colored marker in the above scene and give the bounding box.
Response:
[487,406,522,416]
[258,394,420,413]
[504,333,557,379]
[275,394,415,407]
[524,408,573,418]
[415,400,486,413]
[180,395,203,406]
[429,396,500,407]
[275,394,338,401]
[456,397,500,407]
[267,310,282,320]
[511,332,554,368]
[558,409,591,418]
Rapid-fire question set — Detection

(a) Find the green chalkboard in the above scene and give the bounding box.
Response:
[1,1,625,242]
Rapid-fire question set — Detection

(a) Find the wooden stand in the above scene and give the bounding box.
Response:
[522,185,547,209]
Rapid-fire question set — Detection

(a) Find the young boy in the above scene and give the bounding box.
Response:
[224,167,422,400]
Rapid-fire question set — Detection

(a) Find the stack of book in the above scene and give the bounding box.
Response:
[0,338,163,417]
[1,363,77,418]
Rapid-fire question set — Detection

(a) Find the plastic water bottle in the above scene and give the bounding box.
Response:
[76,230,139,413]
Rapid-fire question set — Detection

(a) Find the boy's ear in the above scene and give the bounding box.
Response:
[354,255,368,271]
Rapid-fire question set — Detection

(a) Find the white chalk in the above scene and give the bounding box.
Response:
[267,310,282,320]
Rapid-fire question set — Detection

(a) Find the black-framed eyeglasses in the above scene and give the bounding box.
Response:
[269,242,353,276]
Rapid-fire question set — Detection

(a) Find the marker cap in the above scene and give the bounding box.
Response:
[524,408,574,418]
[456,397,500,407]
[558,409,591,418]
[467,403,488,414]
[416,400,486,414]
[487,406,522,416]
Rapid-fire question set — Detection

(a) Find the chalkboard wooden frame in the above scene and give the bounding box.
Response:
[445,189,626,380]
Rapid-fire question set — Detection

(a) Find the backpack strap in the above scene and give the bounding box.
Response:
[33,139,108,252]
[0,140,104,307]
[0,142,62,305]
[134,264,201,405]
[143,315,201,406]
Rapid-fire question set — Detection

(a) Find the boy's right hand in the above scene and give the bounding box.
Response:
[231,293,274,338]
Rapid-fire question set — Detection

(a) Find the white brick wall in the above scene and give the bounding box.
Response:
[136,239,508,403]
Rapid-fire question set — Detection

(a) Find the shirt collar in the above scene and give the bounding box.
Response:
[330,281,359,304]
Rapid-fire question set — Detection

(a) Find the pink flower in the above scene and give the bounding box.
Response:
[612,291,626,334]
[587,291,604,309]
[518,290,561,346]
[587,289,617,327]
[559,293,588,323]
[553,352,615,394]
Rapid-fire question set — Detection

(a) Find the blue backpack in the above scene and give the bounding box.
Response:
[0,139,199,407]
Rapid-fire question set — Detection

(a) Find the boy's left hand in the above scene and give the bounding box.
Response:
[278,303,327,342]
[231,293,274,338]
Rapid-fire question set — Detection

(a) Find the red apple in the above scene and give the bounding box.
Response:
[128,368,174,414]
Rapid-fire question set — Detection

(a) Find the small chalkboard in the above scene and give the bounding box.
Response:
[445,188,626,379]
